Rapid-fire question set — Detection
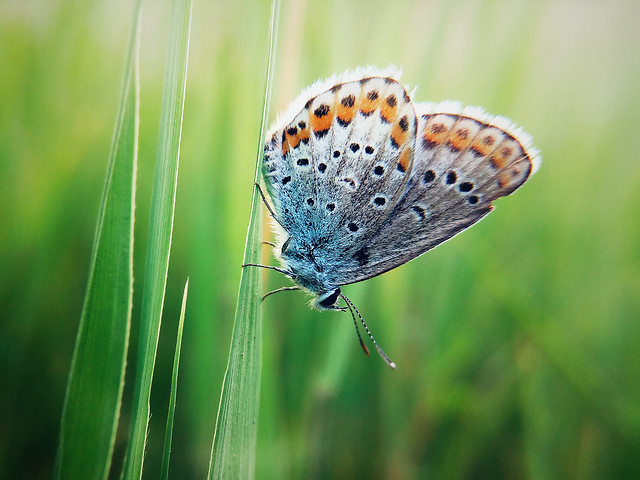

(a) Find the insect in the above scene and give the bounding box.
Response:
[247,67,540,368]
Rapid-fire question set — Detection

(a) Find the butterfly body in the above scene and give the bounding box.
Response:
[262,67,540,311]
[278,236,338,306]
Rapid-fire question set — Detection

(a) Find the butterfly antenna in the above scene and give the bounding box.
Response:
[341,295,370,357]
[340,293,396,370]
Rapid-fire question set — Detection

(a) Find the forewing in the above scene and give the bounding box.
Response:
[310,77,416,252]
[324,101,540,285]
[263,75,417,256]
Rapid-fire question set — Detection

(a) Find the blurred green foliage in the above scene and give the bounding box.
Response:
[1,0,640,478]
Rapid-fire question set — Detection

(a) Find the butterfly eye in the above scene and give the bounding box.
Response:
[281,237,292,254]
[317,288,341,308]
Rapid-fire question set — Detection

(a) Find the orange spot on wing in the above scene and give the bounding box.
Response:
[489,139,521,169]
[286,129,300,150]
[359,89,381,116]
[397,148,411,172]
[423,117,451,147]
[380,95,398,123]
[310,103,333,134]
[471,128,501,157]
[336,94,357,126]
[448,124,474,151]
[293,118,310,145]
[498,170,514,188]
[498,157,531,194]
[299,126,310,144]
[391,121,409,148]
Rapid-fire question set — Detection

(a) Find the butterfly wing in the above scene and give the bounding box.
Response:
[310,77,416,253]
[323,101,541,286]
[263,103,316,244]
[263,74,417,272]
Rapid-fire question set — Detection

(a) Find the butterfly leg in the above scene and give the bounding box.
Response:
[242,263,295,278]
[262,286,301,301]
[253,182,287,231]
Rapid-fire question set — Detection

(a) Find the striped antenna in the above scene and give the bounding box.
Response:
[340,293,396,370]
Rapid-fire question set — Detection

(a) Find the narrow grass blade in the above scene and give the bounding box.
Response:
[207,1,280,478]
[53,4,141,479]
[160,278,189,480]
[120,0,193,478]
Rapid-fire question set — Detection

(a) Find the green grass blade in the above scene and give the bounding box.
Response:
[120,0,193,478]
[207,0,280,478]
[53,4,141,479]
[160,278,189,480]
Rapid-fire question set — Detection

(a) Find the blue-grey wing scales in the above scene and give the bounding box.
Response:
[322,102,540,286]
[263,74,418,294]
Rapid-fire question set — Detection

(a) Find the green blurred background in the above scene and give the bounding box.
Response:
[2,0,640,478]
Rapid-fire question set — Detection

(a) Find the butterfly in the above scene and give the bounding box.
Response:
[248,67,540,368]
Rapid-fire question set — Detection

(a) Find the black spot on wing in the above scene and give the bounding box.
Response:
[353,246,369,266]
[314,104,330,117]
